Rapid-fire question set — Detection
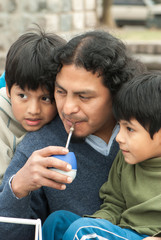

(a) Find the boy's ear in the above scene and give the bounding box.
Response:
[6,85,10,98]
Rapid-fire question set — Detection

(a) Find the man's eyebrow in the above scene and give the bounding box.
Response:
[55,82,64,90]
[55,82,68,93]
[55,81,96,95]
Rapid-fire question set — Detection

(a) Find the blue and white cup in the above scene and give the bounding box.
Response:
[50,152,77,180]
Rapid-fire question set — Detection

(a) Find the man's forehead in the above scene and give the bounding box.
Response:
[56,66,105,88]
[55,64,111,98]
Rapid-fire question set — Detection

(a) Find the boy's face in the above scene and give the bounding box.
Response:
[55,64,116,143]
[6,84,57,132]
[116,119,161,164]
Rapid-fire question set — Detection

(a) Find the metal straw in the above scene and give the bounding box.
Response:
[65,124,74,149]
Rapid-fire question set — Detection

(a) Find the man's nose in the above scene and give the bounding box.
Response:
[27,100,41,115]
[63,97,79,115]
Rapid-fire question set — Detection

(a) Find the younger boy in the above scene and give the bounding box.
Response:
[0,26,66,183]
[42,72,161,240]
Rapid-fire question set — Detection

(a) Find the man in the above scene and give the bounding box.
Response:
[0,30,145,240]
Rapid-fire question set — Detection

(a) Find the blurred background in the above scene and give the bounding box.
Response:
[0,0,161,74]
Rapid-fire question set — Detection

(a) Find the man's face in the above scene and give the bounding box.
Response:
[55,65,116,143]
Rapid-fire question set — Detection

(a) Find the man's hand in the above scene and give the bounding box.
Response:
[11,146,73,198]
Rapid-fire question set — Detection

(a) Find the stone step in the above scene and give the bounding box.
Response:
[126,41,161,54]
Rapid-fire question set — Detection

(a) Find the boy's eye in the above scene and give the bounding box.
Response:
[127,127,134,132]
[18,94,27,99]
[42,96,51,102]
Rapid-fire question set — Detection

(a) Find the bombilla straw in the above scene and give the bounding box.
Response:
[65,124,74,149]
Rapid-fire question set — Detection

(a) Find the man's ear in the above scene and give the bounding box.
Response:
[6,85,10,98]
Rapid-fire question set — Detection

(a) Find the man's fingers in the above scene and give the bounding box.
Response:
[44,156,72,171]
[41,167,73,184]
[41,178,67,190]
[35,146,69,157]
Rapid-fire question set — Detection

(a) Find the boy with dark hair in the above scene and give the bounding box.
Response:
[43,72,161,240]
[0,26,66,183]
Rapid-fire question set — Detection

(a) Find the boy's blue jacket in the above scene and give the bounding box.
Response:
[0,72,5,88]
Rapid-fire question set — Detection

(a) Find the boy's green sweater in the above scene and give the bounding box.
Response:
[91,150,161,237]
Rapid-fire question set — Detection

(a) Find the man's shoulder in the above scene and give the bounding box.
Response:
[18,115,66,151]
[33,115,63,134]
[28,115,63,137]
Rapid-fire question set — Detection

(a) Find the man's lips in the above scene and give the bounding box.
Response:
[62,113,87,124]
[64,117,84,125]
[65,118,75,127]
[25,118,42,126]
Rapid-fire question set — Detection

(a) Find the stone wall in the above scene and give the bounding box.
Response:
[0,0,99,73]
[126,41,161,70]
[0,0,161,73]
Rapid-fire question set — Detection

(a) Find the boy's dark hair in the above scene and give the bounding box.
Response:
[51,30,146,96]
[5,25,66,101]
[113,72,161,138]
